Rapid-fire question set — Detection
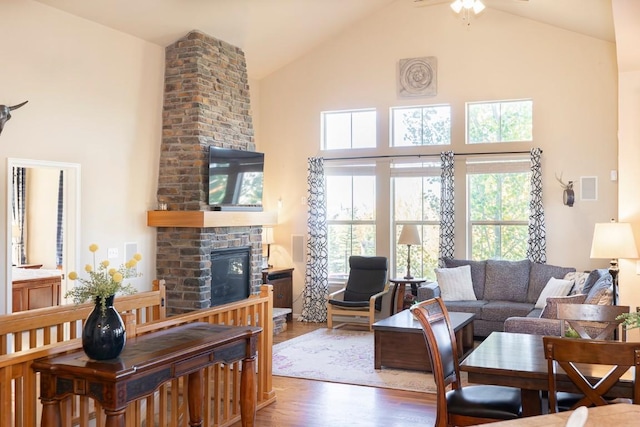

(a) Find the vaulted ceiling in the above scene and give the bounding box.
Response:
[33,0,616,79]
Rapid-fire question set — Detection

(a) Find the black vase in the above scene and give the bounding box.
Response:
[82,295,126,360]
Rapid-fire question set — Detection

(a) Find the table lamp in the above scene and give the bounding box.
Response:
[590,220,638,305]
[398,224,421,279]
[262,227,274,269]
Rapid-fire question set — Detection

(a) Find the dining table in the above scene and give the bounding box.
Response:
[459,332,636,416]
[480,403,640,426]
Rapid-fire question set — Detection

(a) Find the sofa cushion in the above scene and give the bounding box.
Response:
[539,294,588,319]
[527,263,576,303]
[482,301,535,322]
[442,300,487,318]
[443,258,487,300]
[484,259,531,303]
[435,265,477,301]
[534,277,574,309]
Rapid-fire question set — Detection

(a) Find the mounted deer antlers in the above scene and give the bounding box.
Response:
[555,172,573,190]
[0,101,28,135]
[555,173,575,207]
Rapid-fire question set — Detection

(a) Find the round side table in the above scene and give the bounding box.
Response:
[389,277,427,314]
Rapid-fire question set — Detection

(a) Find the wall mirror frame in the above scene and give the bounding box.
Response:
[4,158,81,314]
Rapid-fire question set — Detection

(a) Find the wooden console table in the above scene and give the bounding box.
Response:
[32,322,262,427]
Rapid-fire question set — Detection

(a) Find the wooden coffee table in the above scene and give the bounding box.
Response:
[373,310,475,372]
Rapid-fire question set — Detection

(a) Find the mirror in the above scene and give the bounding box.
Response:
[5,158,80,314]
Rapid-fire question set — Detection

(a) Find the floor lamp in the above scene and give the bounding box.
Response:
[398,224,422,280]
[590,220,638,306]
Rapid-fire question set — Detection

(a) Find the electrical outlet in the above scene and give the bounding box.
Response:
[108,247,118,259]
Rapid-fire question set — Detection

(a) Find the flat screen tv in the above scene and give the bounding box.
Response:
[208,147,264,211]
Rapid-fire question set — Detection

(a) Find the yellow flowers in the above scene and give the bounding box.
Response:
[65,244,141,313]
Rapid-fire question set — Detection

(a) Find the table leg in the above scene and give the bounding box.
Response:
[188,370,204,427]
[240,355,257,427]
[521,389,543,417]
[40,398,62,427]
[395,283,406,314]
[104,408,126,427]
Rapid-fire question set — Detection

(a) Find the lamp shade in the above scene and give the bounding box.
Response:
[398,224,421,246]
[590,222,638,260]
[262,227,274,245]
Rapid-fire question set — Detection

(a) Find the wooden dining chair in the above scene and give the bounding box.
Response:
[543,336,640,413]
[411,298,522,426]
[557,304,630,341]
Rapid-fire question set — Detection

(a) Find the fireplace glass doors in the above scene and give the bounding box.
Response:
[210,246,251,307]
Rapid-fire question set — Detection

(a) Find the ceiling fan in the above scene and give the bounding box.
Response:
[414,0,528,24]
[414,0,529,10]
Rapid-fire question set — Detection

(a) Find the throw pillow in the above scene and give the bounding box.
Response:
[443,258,486,299]
[539,294,588,319]
[581,269,609,296]
[564,271,591,295]
[534,277,574,309]
[434,265,477,301]
[585,274,613,305]
[527,262,576,303]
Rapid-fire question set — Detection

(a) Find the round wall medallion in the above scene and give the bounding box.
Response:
[398,57,437,97]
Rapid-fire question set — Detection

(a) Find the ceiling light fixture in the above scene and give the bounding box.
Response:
[450,0,485,25]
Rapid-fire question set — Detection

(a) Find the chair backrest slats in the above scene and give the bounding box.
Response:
[557,304,629,341]
[543,336,640,412]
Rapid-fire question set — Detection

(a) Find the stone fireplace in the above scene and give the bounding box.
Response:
[154,30,265,315]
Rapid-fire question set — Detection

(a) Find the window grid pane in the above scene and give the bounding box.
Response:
[391,105,451,147]
[469,170,530,260]
[326,173,376,276]
[393,173,441,280]
[322,109,376,150]
[467,100,532,144]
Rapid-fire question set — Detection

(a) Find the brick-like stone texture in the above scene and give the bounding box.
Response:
[155,31,261,315]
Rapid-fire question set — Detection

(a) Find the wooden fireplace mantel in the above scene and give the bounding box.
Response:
[147,210,278,228]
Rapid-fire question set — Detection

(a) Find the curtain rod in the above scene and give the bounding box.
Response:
[323,150,540,162]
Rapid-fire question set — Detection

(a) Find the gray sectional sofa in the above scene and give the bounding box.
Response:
[417,258,612,338]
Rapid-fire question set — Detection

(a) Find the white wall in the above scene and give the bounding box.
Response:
[0,0,165,313]
[256,3,619,317]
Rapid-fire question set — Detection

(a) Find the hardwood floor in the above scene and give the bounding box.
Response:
[232,321,438,426]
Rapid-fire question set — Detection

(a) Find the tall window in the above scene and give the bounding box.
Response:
[325,166,376,277]
[467,158,530,260]
[321,109,376,150]
[467,99,532,144]
[390,105,451,146]
[392,161,441,280]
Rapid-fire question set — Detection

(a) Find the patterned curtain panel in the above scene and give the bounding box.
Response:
[527,147,546,263]
[56,170,64,268]
[300,157,329,322]
[12,167,27,265]
[438,151,455,267]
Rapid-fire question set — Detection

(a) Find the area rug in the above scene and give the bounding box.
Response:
[272,328,462,393]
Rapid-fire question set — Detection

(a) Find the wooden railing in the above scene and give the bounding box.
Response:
[0,282,275,427]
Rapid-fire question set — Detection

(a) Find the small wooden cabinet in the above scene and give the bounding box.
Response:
[12,275,61,312]
[262,267,294,321]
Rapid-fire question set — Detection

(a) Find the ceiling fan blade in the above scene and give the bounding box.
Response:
[413,0,450,7]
